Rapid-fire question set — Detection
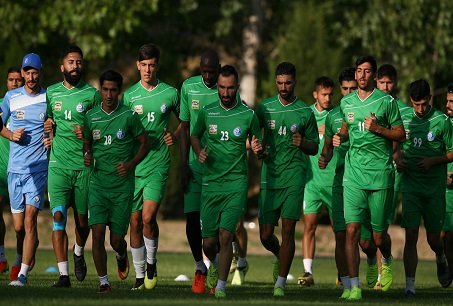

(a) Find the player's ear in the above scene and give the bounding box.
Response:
[60,64,64,74]
[313,90,318,100]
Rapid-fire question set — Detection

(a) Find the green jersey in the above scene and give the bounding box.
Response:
[325,106,349,188]
[340,89,402,189]
[306,104,335,188]
[46,81,101,170]
[191,100,261,192]
[0,97,8,171]
[401,106,453,196]
[255,95,319,189]
[122,80,179,176]
[84,103,145,192]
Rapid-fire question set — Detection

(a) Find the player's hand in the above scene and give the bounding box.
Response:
[44,118,54,133]
[318,124,325,136]
[318,154,330,169]
[333,133,342,147]
[42,133,52,149]
[395,156,407,173]
[364,111,379,133]
[447,173,453,186]
[84,150,92,167]
[115,161,131,176]
[251,135,268,159]
[198,146,208,163]
[416,156,434,172]
[292,130,303,148]
[71,124,83,139]
[181,163,194,194]
[163,128,175,146]
[11,127,25,142]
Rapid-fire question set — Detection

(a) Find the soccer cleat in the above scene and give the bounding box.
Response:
[229,253,238,274]
[0,260,8,273]
[380,256,394,292]
[366,261,378,288]
[73,246,87,281]
[231,261,248,286]
[9,274,27,286]
[347,286,362,301]
[206,265,218,290]
[191,269,206,294]
[117,254,130,280]
[437,261,452,288]
[297,272,314,286]
[273,286,285,297]
[131,278,145,290]
[10,265,20,281]
[404,290,415,299]
[214,288,226,298]
[273,259,279,283]
[52,275,71,288]
[98,283,111,293]
[144,262,157,289]
[339,289,351,299]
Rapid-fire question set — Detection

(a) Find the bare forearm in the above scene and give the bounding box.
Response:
[190,135,202,157]
[374,125,405,142]
[300,141,318,156]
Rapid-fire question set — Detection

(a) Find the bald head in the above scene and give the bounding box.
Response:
[200,49,219,66]
[200,49,220,88]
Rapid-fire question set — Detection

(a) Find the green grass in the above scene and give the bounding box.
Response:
[0,249,451,305]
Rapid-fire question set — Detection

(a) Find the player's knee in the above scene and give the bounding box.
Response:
[52,206,67,231]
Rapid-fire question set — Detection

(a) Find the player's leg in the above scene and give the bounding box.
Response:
[258,188,280,258]
[91,223,109,292]
[0,195,7,273]
[142,199,159,289]
[444,194,453,279]
[359,211,379,289]
[129,176,145,289]
[231,217,248,285]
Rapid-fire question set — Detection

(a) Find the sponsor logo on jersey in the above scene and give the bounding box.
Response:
[405,129,410,139]
[209,124,218,134]
[334,118,343,123]
[55,102,62,111]
[233,126,242,137]
[191,100,199,110]
[290,124,298,133]
[189,90,200,94]
[16,110,25,120]
[116,129,125,139]
[427,131,435,141]
[76,103,84,113]
[347,112,354,122]
[267,120,276,129]
[161,104,167,113]
[39,112,45,121]
[93,130,101,140]
[134,105,143,114]
[208,112,220,116]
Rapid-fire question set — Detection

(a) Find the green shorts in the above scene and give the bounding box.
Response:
[401,193,445,233]
[444,191,453,232]
[343,186,393,234]
[258,185,304,225]
[389,171,402,224]
[132,170,168,213]
[0,164,8,198]
[200,189,247,238]
[88,189,133,236]
[303,183,333,215]
[48,167,90,214]
[183,171,202,214]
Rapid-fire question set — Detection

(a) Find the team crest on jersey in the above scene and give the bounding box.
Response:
[405,129,410,139]
[76,103,84,113]
[160,104,167,113]
[209,124,218,134]
[39,112,45,121]
[233,126,242,137]
[290,124,298,133]
[347,112,354,122]
[427,131,435,141]
[34,196,40,203]
[116,129,125,139]
[55,102,62,111]
[336,127,341,133]
[93,130,101,140]
[192,100,200,110]
[267,120,276,129]
[16,110,25,120]
[134,105,143,114]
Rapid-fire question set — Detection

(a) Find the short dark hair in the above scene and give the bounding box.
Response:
[218,65,239,84]
[61,45,83,62]
[409,79,430,101]
[275,62,296,79]
[377,64,397,81]
[315,76,334,91]
[355,55,377,73]
[138,43,160,62]
[448,83,453,93]
[7,66,21,77]
[338,67,356,84]
[100,70,123,90]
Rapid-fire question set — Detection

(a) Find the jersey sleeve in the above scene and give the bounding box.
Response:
[325,110,334,138]
[443,117,453,153]
[130,111,145,137]
[249,112,262,142]
[387,97,402,127]
[172,89,180,116]
[83,114,92,140]
[1,95,11,122]
[46,91,53,118]
[92,90,102,109]
[191,108,206,138]
[179,82,190,122]
[302,110,319,144]
[255,103,265,128]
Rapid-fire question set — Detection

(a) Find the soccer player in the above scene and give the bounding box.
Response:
[255,62,319,297]
[444,83,453,281]
[395,79,453,298]
[45,45,101,288]
[1,53,49,286]
[0,66,23,276]
[299,76,334,286]
[190,65,262,298]
[122,43,180,290]
[332,55,405,300]
[83,70,151,293]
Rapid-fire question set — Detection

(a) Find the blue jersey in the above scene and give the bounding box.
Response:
[1,86,48,173]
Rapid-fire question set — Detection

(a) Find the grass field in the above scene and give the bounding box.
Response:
[0,249,451,306]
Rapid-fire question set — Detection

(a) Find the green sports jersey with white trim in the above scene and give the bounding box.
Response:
[255,95,319,189]
[325,106,349,188]
[306,104,335,188]
[0,98,8,171]
[401,106,453,196]
[191,100,261,191]
[46,81,101,170]
[83,103,145,192]
[340,89,402,189]
[122,80,179,176]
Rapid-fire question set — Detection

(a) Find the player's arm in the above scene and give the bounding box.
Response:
[0,124,24,142]
[295,111,319,156]
[417,119,453,171]
[83,137,93,167]
[318,136,333,169]
[122,131,151,173]
[333,121,349,147]
[180,120,192,192]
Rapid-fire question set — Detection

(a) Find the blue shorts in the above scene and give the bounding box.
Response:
[8,171,48,213]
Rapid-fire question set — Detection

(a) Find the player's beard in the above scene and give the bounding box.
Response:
[64,69,82,87]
